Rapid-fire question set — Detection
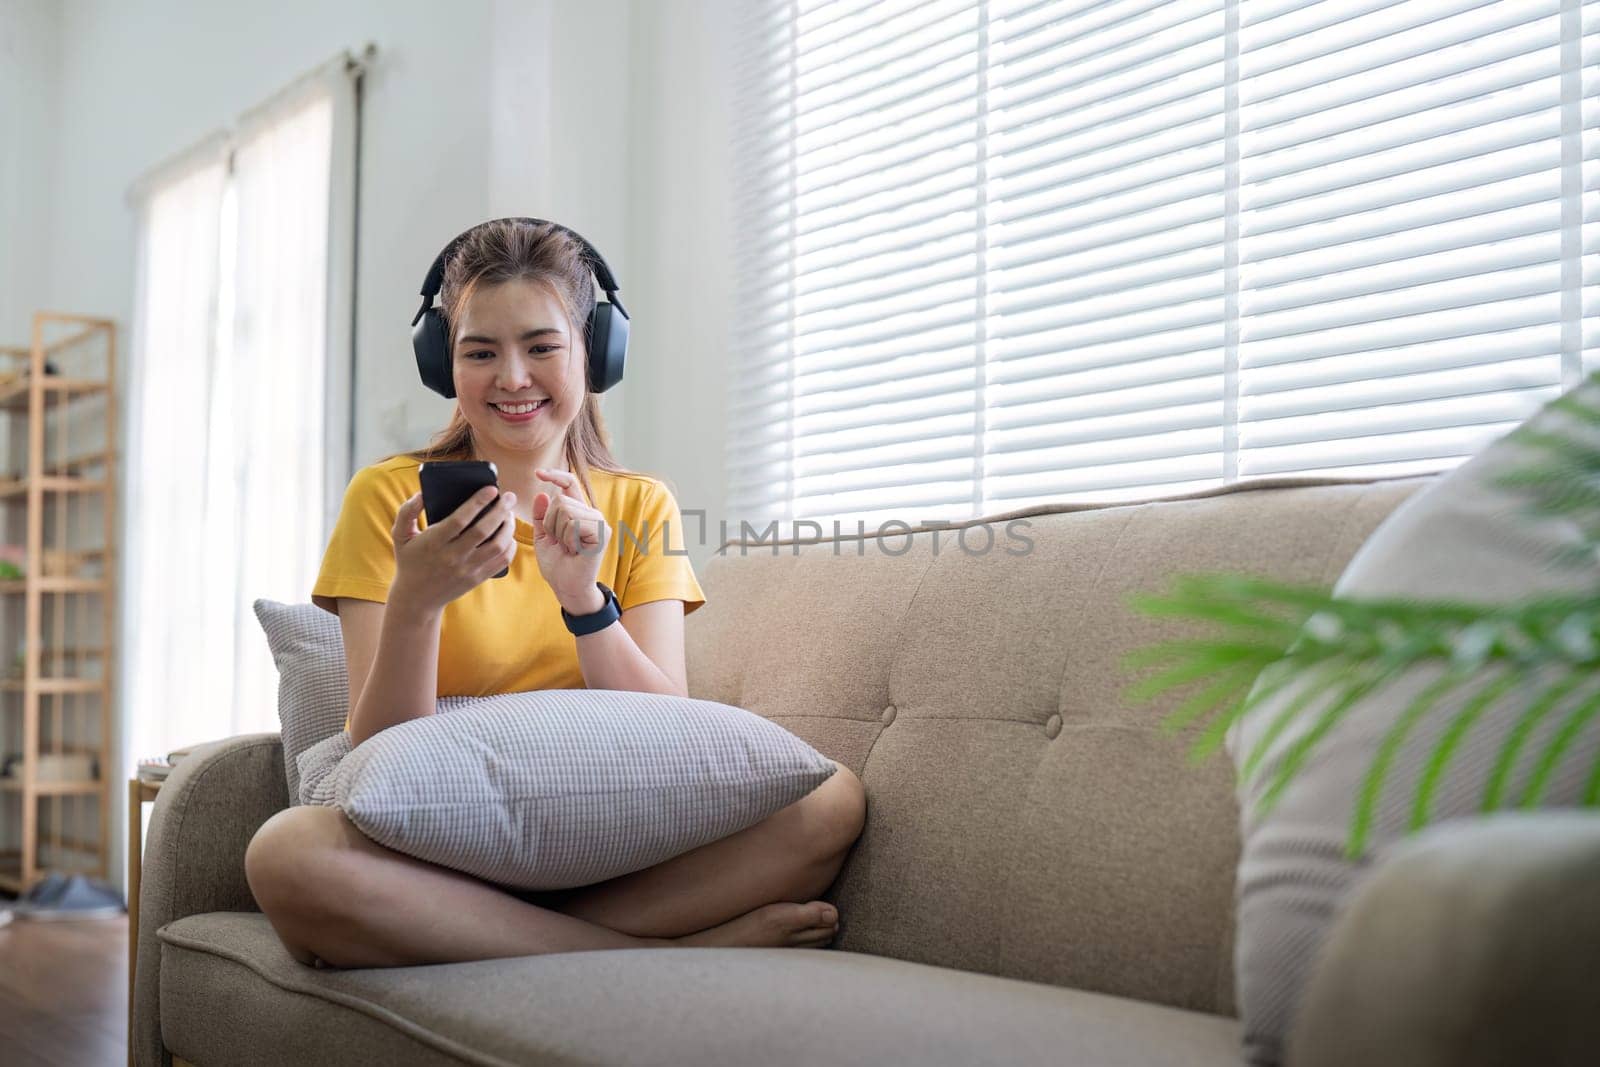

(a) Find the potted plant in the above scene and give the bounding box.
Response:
[1126,378,1600,858]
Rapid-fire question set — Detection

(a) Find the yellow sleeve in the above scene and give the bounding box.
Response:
[311,464,409,614]
[618,479,707,615]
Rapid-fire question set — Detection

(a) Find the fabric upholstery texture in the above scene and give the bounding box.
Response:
[1229,401,1600,1065]
[157,911,1243,1067]
[326,691,838,890]
[1289,812,1600,1067]
[682,475,1427,1015]
[133,734,288,1067]
[253,599,349,802]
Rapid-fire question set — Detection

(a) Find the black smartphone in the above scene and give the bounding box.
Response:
[418,460,509,579]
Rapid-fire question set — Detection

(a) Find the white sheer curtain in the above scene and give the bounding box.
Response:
[124,148,229,770]
[124,56,358,766]
[224,78,341,746]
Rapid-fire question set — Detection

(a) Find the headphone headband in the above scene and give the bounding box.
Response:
[415,216,622,315]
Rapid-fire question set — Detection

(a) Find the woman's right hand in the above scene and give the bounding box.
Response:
[388,486,518,614]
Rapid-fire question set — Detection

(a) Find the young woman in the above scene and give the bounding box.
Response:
[245,218,866,969]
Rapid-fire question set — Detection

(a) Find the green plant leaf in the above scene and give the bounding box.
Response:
[1347,666,1468,859]
[1505,428,1600,473]
[1481,671,1590,812]
[1124,644,1284,703]
[1121,638,1283,672]
[1238,659,1345,783]
[1583,745,1600,805]
[1188,660,1305,763]
[1257,662,1403,819]
[1160,660,1267,736]
[1409,667,1526,832]
[1129,588,1312,636]
[1519,685,1600,808]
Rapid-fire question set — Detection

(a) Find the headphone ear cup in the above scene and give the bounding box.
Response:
[586,302,628,394]
[412,308,456,399]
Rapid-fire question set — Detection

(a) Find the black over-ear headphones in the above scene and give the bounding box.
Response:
[410,217,629,399]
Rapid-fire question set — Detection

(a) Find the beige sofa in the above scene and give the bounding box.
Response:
[134,474,1597,1066]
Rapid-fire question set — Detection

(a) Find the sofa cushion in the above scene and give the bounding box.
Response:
[324,690,839,890]
[1230,387,1600,1065]
[685,475,1431,1015]
[157,911,1242,1067]
[253,599,348,803]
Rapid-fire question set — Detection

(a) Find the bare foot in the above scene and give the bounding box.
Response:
[675,901,840,949]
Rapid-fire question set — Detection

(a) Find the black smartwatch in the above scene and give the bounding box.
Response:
[561,581,621,636]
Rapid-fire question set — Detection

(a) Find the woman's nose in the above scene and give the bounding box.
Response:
[497,362,535,391]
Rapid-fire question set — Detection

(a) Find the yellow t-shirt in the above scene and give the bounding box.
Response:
[311,456,706,708]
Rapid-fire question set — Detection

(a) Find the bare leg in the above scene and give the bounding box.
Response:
[543,762,867,939]
[246,789,855,969]
[246,805,670,969]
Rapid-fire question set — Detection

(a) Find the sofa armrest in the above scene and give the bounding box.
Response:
[133,732,288,1067]
[1288,811,1600,1067]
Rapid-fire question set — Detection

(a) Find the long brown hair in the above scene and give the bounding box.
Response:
[385,218,634,502]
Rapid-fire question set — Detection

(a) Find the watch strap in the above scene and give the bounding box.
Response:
[561,581,621,636]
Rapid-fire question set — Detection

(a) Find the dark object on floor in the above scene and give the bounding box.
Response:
[13,873,124,920]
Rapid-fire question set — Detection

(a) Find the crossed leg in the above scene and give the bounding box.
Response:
[245,761,866,967]
[534,761,867,938]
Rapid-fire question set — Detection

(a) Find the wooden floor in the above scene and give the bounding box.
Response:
[0,912,128,1066]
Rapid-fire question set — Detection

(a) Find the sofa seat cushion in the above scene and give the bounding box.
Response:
[157,912,1240,1067]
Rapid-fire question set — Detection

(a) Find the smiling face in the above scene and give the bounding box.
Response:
[451,277,587,457]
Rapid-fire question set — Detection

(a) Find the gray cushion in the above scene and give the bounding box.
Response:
[1230,382,1600,1065]
[329,691,839,890]
[253,599,349,803]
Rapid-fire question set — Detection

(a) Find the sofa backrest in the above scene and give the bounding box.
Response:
[685,475,1430,1016]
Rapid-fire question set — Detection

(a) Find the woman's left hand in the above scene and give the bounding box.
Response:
[531,467,610,611]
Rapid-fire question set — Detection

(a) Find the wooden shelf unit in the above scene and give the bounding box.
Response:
[0,312,118,895]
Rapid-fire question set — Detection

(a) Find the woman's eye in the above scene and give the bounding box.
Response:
[531,345,560,356]
[467,350,493,361]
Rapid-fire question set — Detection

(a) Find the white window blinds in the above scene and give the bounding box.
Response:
[727,0,1600,529]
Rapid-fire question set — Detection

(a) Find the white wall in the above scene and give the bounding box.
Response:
[0,0,60,347]
[484,0,634,460]
[622,0,738,567]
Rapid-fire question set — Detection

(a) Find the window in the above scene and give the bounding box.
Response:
[125,55,359,764]
[728,0,1600,529]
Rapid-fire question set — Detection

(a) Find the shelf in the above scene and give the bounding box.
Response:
[0,375,110,413]
[0,475,112,498]
[0,778,102,795]
[0,577,109,594]
[55,449,116,475]
[0,312,117,897]
[0,678,106,693]
[18,645,110,662]
[0,450,118,480]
